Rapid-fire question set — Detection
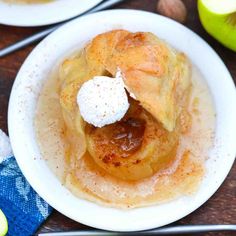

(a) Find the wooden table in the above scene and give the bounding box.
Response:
[0,0,235,235]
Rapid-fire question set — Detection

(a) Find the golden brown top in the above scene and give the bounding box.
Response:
[85,30,192,131]
[59,30,192,181]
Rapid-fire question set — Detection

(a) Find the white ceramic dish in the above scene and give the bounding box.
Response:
[0,0,102,26]
[8,10,236,231]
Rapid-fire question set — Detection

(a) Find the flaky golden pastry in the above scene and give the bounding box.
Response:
[85,30,192,131]
[58,30,192,181]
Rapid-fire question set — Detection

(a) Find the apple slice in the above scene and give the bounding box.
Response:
[198,0,236,51]
[0,210,8,236]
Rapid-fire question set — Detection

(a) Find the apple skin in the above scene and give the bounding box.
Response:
[0,209,8,236]
[198,0,236,52]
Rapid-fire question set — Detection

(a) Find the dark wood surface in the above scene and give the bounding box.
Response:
[0,0,235,235]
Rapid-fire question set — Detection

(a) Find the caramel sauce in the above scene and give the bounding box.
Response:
[87,117,145,166]
[109,118,146,157]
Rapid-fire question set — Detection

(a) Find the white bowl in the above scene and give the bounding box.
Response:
[0,0,102,26]
[8,10,236,231]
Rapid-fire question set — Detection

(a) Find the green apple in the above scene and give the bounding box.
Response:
[0,210,8,236]
[198,0,236,51]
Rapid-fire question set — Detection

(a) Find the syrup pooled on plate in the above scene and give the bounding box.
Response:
[35,30,215,208]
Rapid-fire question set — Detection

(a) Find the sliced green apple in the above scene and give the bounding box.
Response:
[198,0,236,51]
[0,210,8,236]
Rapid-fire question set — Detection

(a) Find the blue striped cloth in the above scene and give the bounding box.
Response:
[0,131,52,236]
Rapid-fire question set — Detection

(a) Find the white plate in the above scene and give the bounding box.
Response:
[0,0,102,26]
[8,10,236,231]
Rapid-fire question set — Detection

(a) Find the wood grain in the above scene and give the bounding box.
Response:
[0,0,235,235]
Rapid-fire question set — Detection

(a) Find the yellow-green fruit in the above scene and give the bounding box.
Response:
[0,210,8,236]
[198,0,236,52]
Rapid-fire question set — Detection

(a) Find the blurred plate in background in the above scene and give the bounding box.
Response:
[0,0,103,27]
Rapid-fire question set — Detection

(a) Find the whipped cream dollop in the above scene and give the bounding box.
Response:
[77,71,130,128]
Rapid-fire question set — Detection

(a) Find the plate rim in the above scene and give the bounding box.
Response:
[8,9,236,231]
